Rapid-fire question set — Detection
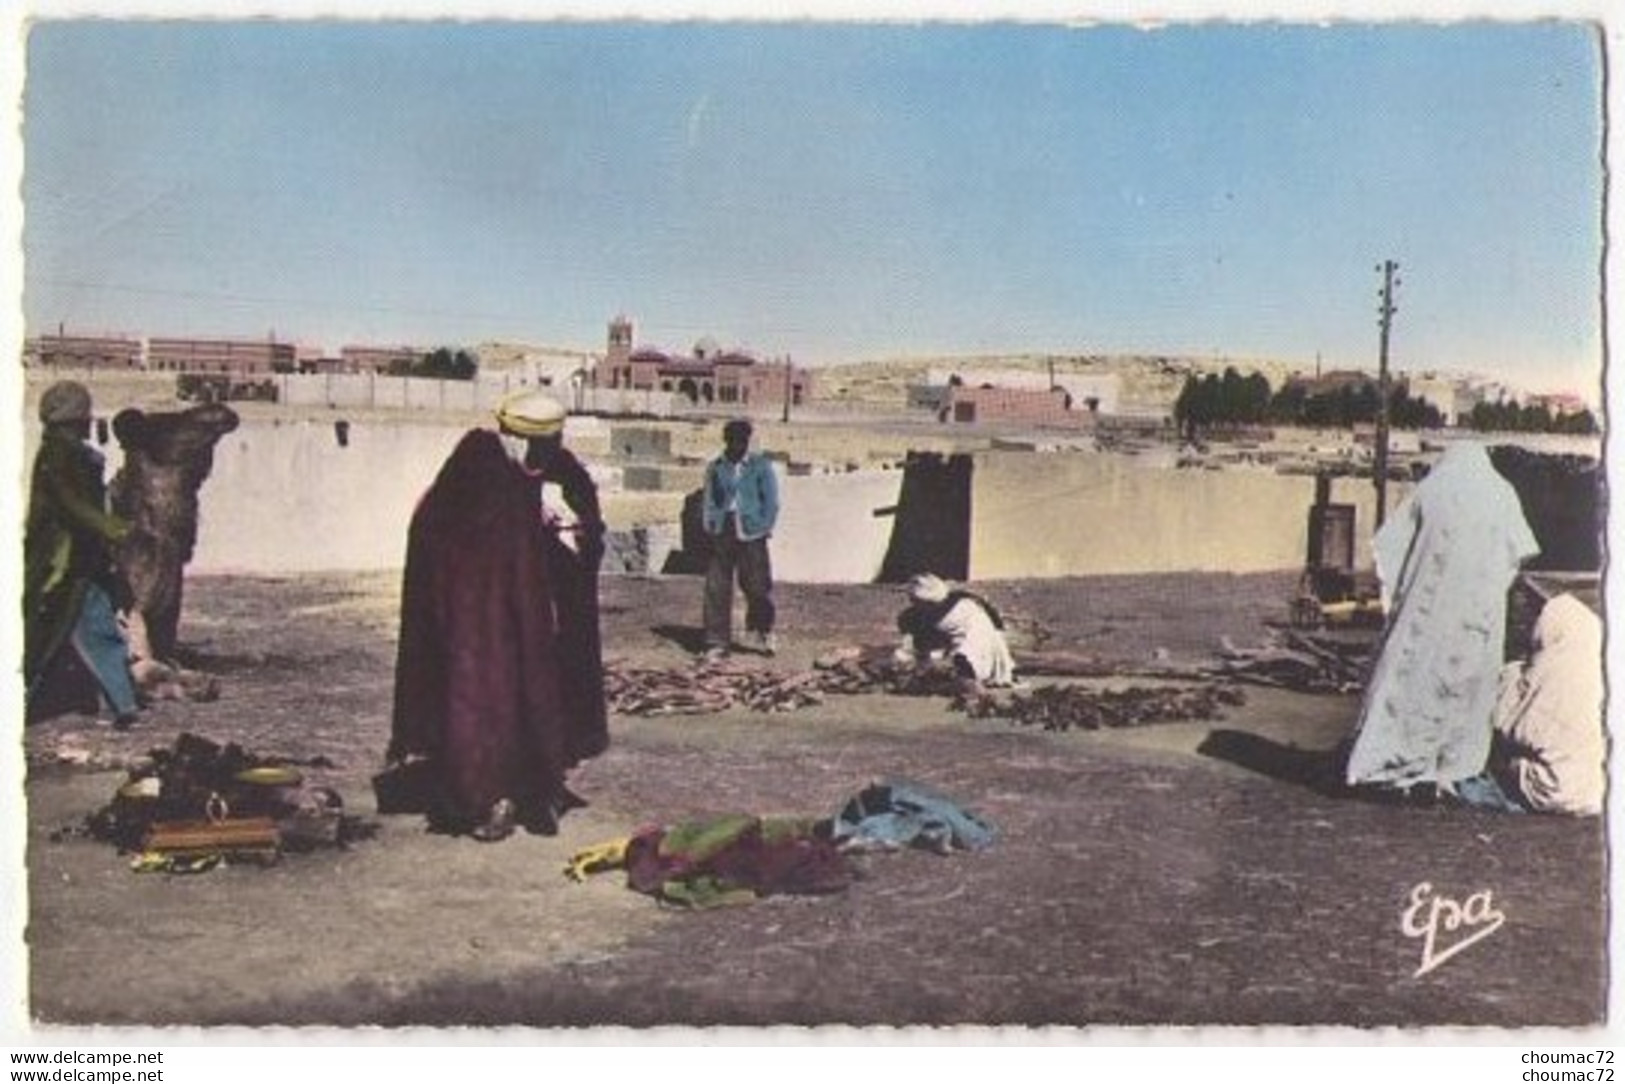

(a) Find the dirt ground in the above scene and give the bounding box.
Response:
[17,568,1609,1031]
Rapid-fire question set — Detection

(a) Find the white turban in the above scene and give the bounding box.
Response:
[908,574,950,603]
[495,390,567,438]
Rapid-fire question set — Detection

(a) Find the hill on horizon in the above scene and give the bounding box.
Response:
[810,352,1311,409]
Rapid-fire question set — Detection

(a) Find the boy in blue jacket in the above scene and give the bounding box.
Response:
[701,418,779,660]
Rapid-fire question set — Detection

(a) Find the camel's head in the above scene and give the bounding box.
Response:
[112,404,241,468]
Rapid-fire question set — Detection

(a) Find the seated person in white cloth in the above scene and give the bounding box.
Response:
[1488,593,1605,816]
[894,573,1018,689]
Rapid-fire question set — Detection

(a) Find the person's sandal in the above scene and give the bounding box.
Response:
[471,798,517,843]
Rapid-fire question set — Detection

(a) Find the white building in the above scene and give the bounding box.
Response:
[1405,372,1500,427]
[925,367,1121,415]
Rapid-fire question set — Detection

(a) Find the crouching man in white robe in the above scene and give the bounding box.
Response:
[1490,593,1605,816]
[894,573,1018,690]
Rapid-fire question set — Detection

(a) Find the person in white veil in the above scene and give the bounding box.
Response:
[1343,442,1539,796]
[1488,593,1605,815]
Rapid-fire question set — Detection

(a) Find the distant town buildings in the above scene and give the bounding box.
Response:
[598,315,813,410]
[1285,368,1374,395]
[22,333,142,371]
[1405,374,1478,427]
[1280,368,1519,428]
[1524,390,1592,419]
[926,367,1121,416]
[20,317,816,415]
[18,325,1594,435]
[146,336,296,375]
[941,385,1090,428]
[476,345,597,391]
[905,366,1121,428]
[338,345,422,374]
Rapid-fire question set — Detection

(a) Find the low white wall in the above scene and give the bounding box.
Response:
[66,418,901,581]
[969,450,1408,578]
[273,373,679,419]
[770,469,905,584]
[194,420,462,573]
[22,417,1418,582]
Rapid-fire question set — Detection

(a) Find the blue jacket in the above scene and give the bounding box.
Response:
[702,452,779,541]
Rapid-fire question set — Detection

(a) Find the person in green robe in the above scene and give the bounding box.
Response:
[24,380,141,728]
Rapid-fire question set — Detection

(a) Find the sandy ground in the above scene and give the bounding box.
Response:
[17,568,1609,1032]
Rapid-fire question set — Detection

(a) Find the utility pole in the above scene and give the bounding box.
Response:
[781,354,793,424]
[1373,259,1400,529]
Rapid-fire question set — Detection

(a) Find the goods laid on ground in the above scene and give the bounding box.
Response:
[604,660,824,714]
[139,815,282,866]
[1206,629,1374,694]
[59,732,370,871]
[811,651,970,698]
[957,682,1246,732]
[603,652,962,717]
[605,651,1247,734]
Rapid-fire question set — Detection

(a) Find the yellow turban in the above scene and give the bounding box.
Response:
[495,390,567,438]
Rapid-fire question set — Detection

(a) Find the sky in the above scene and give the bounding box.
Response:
[16,17,1608,397]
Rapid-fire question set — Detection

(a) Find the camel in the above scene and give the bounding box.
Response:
[109,402,240,664]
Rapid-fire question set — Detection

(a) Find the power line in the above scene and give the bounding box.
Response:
[1372,259,1400,529]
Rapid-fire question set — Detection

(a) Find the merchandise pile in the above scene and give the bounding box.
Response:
[1206,630,1374,694]
[956,682,1246,732]
[59,732,372,872]
[603,652,961,717]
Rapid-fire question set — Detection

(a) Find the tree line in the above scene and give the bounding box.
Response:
[1174,368,1596,438]
[386,347,479,380]
[270,346,480,380]
[1465,398,1598,435]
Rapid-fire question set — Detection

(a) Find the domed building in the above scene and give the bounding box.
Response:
[599,315,812,411]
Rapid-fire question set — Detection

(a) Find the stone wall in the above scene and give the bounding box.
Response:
[967,450,1407,579]
[32,418,904,581]
[36,413,1598,586]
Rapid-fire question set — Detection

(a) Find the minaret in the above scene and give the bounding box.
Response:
[606,315,634,388]
[608,315,633,365]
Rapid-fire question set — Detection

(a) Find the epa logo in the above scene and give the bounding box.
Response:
[1401,882,1506,978]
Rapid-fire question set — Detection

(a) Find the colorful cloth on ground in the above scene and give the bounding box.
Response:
[1491,593,1605,815]
[624,813,854,908]
[388,428,605,829]
[1344,443,1538,790]
[830,778,998,854]
[897,591,1016,686]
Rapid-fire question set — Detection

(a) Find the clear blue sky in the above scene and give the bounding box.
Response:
[20,19,1605,395]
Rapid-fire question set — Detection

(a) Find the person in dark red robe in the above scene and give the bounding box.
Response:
[387,391,607,841]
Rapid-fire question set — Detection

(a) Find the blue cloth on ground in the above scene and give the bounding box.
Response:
[1450,772,1527,814]
[830,778,997,854]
